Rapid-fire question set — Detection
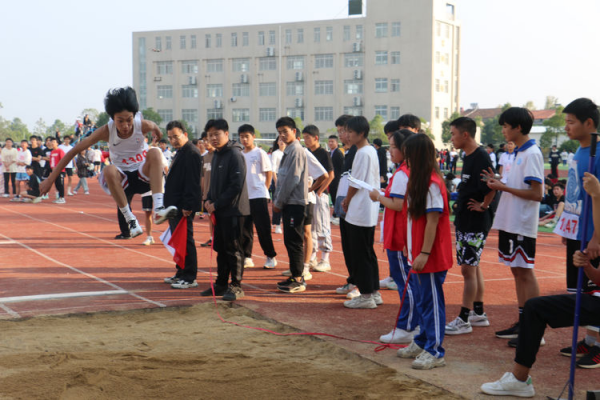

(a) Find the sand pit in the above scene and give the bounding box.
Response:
[0,303,460,400]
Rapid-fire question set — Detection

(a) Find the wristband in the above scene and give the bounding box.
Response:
[480,203,488,210]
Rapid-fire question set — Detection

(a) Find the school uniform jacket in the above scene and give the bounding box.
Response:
[164,140,202,213]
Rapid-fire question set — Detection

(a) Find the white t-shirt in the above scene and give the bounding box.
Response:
[163,148,173,165]
[492,140,544,238]
[305,148,327,204]
[406,182,444,264]
[346,145,380,227]
[498,151,516,184]
[242,147,272,200]
[58,144,74,168]
[271,149,284,174]
[16,148,32,173]
[489,151,497,169]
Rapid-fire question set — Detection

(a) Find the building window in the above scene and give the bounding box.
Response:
[206,84,223,98]
[344,107,363,116]
[287,56,304,69]
[259,82,276,96]
[436,22,441,37]
[155,37,162,51]
[375,51,388,65]
[286,82,304,96]
[287,108,305,120]
[435,107,440,119]
[157,109,173,123]
[375,23,388,38]
[165,36,171,50]
[258,31,265,46]
[375,78,388,93]
[216,33,222,48]
[444,108,449,119]
[259,57,277,71]
[344,53,364,67]
[435,52,440,63]
[259,108,277,122]
[435,79,440,92]
[232,108,250,123]
[232,83,250,97]
[205,34,211,48]
[391,51,401,65]
[191,35,196,49]
[182,60,198,74]
[445,53,450,65]
[182,109,198,127]
[138,37,147,109]
[315,107,333,121]
[180,35,186,49]
[231,33,238,47]
[182,85,198,98]
[232,58,250,72]
[326,26,333,41]
[343,25,351,41]
[314,80,334,95]
[315,54,334,69]
[375,105,388,120]
[445,80,449,93]
[356,25,363,40]
[285,29,292,44]
[297,28,304,43]
[207,59,223,73]
[243,32,249,46]
[344,80,363,94]
[156,61,173,75]
[391,79,400,92]
[157,85,172,99]
[269,30,276,45]
[392,22,401,37]
[207,109,223,120]
[390,107,400,120]
[314,27,321,42]
[445,24,450,38]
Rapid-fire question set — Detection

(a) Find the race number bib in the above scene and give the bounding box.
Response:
[553,212,579,240]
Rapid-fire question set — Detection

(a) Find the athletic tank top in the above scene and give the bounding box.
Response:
[107,112,149,172]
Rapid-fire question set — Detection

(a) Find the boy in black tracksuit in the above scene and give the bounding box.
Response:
[202,119,250,301]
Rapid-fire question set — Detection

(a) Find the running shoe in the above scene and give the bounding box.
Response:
[445,317,473,335]
[114,234,132,240]
[128,219,143,238]
[244,258,255,268]
[274,225,282,234]
[312,260,331,272]
[154,205,178,224]
[372,291,383,305]
[163,275,180,284]
[576,345,600,369]
[171,279,198,289]
[336,283,355,294]
[200,284,228,297]
[53,198,66,204]
[380,276,394,289]
[495,321,519,339]
[412,351,446,370]
[200,239,212,248]
[468,311,490,327]
[263,257,277,269]
[142,237,155,246]
[222,285,245,302]
[346,287,361,299]
[397,341,424,359]
[277,277,306,293]
[380,328,417,344]
[343,295,377,309]
[560,340,593,358]
[481,372,535,398]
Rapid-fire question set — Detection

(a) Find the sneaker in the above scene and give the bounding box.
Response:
[380,328,416,344]
[308,258,318,270]
[200,239,212,248]
[468,311,490,327]
[154,205,178,225]
[244,258,255,268]
[263,257,277,269]
[312,260,331,272]
[53,198,66,204]
[67,191,73,196]
[380,276,394,289]
[495,321,519,339]
[114,234,132,240]
[72,191,77,195]
[481,372,535,398]
[445,317,473,335]
[9,197,20,202]
[274,225,282,234]
[576,345,600,369]
[303,269,313,281]
[128,219,143,238]
[41,194,49,200]
[200,284,228,297]
[222,285,245,302]
[84,192,90,195]
[343,295,377,309]
[32,197,42,204]
[171,279,199,289]
[387,280,398,290]
[508,337,545,348]
[372,292,383,305]
[346,287,361,299]
[412,351,446,370]
[2,194,9,198]
[560,340,593,358]
[163,275,181,284]
[277,277,306,293]
[397,341,424,359]
[142,237,155,246]
[336,283,355,294]
[22,198,33,203]
[331,217,340,226]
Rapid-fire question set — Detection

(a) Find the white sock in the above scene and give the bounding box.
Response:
[321,252,330,262]
[303,263,309,270]
[152,193,164,210]
[119,206,136,222]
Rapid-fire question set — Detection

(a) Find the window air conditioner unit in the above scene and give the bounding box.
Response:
[153,77,162,82]
[240,74,249,83]
[353,97,362,107]
[353,42,362,52]
[266,47,275,57]
[295,98,303,108]
[214,100,222,109]
[295,71,303,82]
[188,76,197,85]
[354,69,363,80]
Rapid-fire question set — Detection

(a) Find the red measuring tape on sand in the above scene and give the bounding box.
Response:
[205,213,409,352]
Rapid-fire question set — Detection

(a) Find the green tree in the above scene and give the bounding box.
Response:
[96,112,109,127]
[559,140,579,154]
[142,108,162,125]
[441,111,461,144]
[369,114,387,142]
[540,106,566,149]
[47,119,66,136]
[8,118,30,142]
[80,108,100,124]
[254,128,262,139]
[523,100,536,111]
[480,103,511,145]
[293,117,304,133]
[33,118,47,136]
[544,96,558,110]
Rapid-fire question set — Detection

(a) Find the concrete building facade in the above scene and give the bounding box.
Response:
[132,0,461,143]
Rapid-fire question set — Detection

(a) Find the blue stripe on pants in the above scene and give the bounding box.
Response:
[387,249,420,331]
[413,270,447,358]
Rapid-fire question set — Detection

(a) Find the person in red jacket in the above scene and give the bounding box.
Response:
[396,133,453,370]
[48,137,66,204]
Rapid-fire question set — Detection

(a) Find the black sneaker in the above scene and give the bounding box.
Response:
[114,233,132,240]
[508,336,546,348]
[200,284,227,297]
[277,277,306,293]
[496,321,520,339]
[200,239,212,248]
[576,345,600,369]
[560,340,593,358]
[222,285,245,302]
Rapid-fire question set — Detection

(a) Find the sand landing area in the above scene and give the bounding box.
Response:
[0,303,460,400]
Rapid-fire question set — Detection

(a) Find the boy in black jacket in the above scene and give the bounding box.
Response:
[202,119,250,301]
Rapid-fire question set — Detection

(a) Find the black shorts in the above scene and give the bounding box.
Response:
[93,161,101,166]
[304,202,314,226]
[65,168,73,177]
[124,170,151,196]
[141,195,153,212]
[498,230,536,268]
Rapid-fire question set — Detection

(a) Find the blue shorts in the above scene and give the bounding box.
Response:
[16,172,29,181]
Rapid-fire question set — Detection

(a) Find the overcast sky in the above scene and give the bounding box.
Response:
[1,0,599,129]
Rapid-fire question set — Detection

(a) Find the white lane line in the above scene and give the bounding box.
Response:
[0,240,16,245]
[0,231,166,308]
[0,290,128,303]
[0,303,20,318]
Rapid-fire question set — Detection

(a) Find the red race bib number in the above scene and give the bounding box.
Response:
[121,150,148,166]
[553,212,579,240]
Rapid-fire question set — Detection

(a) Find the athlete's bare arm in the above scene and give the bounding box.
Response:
[142,120,162,145]
[39,127,109,195]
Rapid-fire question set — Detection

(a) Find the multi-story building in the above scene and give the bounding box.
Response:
[132,0,460,144]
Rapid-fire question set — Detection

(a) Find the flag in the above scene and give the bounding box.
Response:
[160,218,188,269]
[160,226,175,256]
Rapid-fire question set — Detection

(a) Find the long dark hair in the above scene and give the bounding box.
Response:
[404,134,442,219]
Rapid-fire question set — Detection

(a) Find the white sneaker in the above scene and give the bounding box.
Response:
[2,194,9,198]
[468,310,490,327]
[128,219,143,238]
[303,269,313,281]
[53,198,66,204]
[481,372,535,398]
[336,283,355,294]
[397,341,424,358]
[142,237,155,246]
[72,191,77,195]
[412,351,446,370]
[84,192,89,195]
[308,258,318,270]
[312,260,331,272]
[372,291,383,305]
[154,205,178,224]
[346,287,361,299]
[32,197,42,204]
[380,328,416,344]
[445,316,473,335]
[263,257,277,269]
[171,279,199,289]
[67,191,73,196]
[244,258,255,268]
[380,276,394,289]
[274,225,282,234]
[343,295,377,309]
[331,217,340,226]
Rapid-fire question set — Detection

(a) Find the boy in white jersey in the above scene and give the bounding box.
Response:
[40,87,176,237]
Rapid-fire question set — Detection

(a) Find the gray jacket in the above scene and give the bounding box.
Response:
[274,140,308,209]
